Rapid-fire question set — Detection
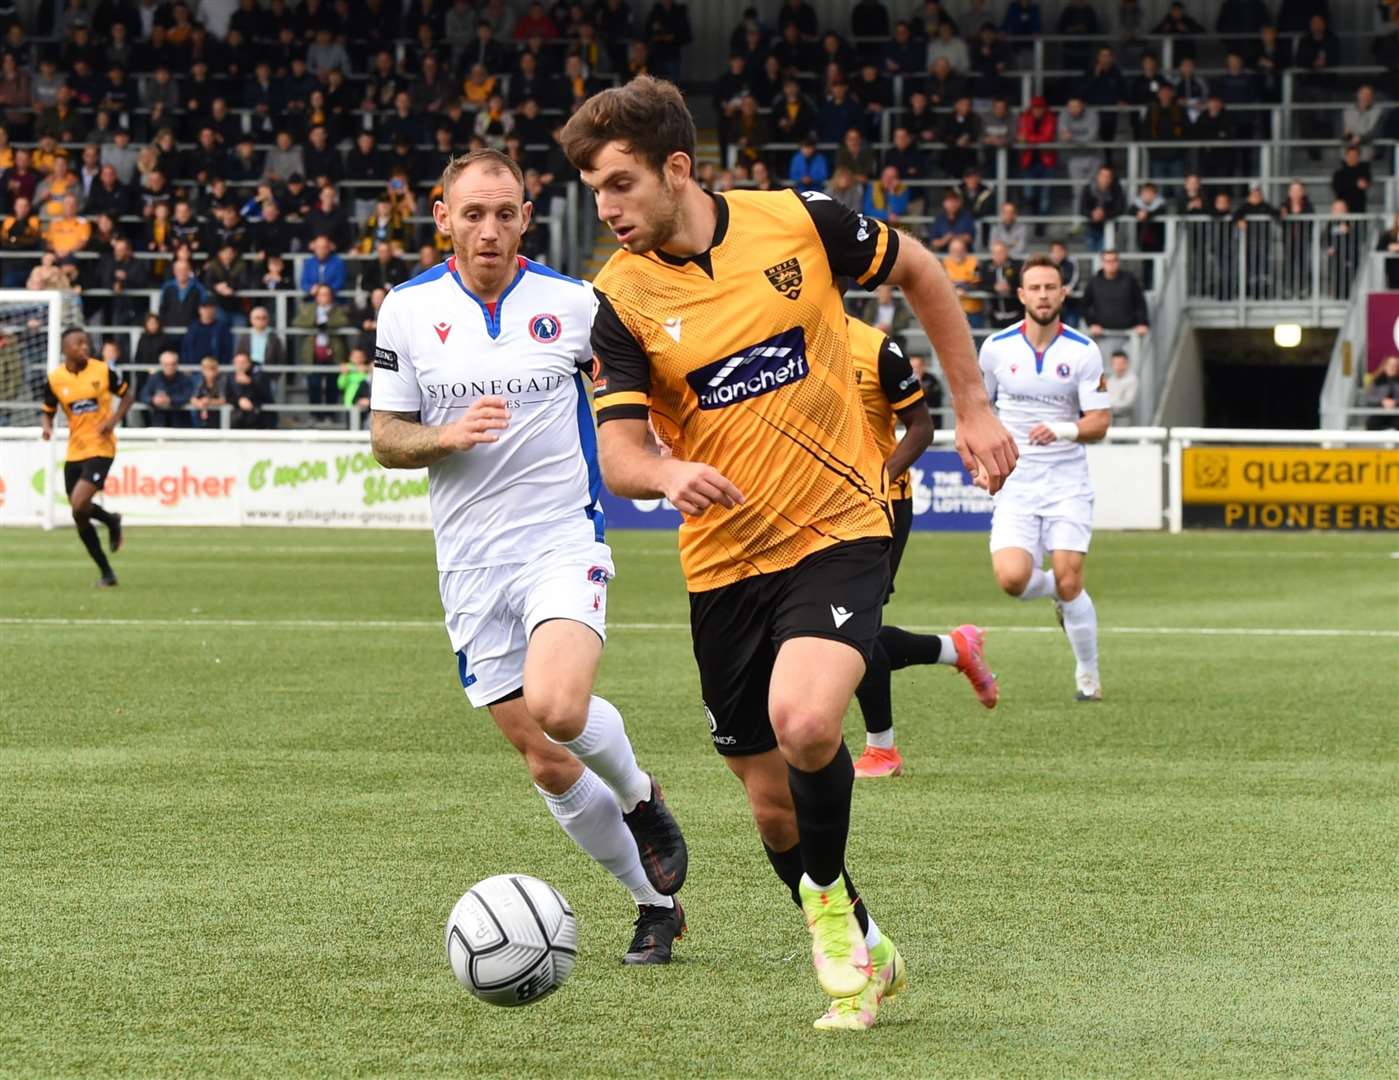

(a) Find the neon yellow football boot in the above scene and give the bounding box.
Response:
[813,934,907,1032]
[798,877,871,998]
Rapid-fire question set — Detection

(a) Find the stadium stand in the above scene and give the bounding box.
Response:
[0,0,1393,431]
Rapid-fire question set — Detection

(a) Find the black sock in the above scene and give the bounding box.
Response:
[854,638,893,735]
[77,524,113,576]
[87,503,113,525]
[879,624,943,670]
[763,843,869,935]
[763,841,804,907]
[787,742,855,888]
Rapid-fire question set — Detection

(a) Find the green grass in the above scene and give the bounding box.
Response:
[1,526,1396,1079]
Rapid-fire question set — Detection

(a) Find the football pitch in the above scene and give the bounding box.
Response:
[1,526,1396,1079]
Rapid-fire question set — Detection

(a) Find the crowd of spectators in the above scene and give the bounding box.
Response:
[1,0,678,423]
[0,0,1395,425]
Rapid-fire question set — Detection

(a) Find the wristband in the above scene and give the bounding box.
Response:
[1048,421,1080,442]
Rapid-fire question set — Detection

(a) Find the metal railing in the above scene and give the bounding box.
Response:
[1321,253,1386,430]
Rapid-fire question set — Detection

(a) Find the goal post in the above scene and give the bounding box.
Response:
[0,289,72,530]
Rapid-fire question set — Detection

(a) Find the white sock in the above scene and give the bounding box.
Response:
[556,696,652,813]
[1058,590,1099,673]
[935,634,958,665]
[537,769,672,909]
[864,916,882,951]
[865,728,894,749]
[1018,567,1057,601]
[801,873,841,893]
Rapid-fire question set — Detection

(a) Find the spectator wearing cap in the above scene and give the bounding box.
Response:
[299,234,347,297]
[181,297,234,366]
[140,350,196,427]
[1017,95,1057,219]
[787,139,829,194]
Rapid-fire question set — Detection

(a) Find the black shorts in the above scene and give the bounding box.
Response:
[689,538,891,757]
[64,456,114,496]
[887,497,913,600]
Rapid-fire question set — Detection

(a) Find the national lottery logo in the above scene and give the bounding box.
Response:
[529,313,562,343]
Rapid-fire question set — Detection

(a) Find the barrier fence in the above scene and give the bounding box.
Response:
[3,426,1393,534]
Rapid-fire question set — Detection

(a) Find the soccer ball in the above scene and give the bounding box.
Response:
[445,874,577,1006]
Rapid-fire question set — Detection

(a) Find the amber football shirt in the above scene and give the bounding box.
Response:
[42,359,127,461]
[846,315,926,503]
[591,189,900,592]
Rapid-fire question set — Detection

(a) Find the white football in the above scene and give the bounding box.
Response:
[445,875,577,1006]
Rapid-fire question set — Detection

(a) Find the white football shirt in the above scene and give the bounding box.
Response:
[371,256,603,571]
[978,320,1111,467]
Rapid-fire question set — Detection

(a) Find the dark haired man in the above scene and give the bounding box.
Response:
[562,75,1016,1030]
[978,255,1111,701]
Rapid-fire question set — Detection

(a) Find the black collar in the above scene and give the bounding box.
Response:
[654,193,728,279]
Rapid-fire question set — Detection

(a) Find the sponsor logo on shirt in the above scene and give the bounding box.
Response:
[423,373,572,405]
[373,347,399,371]
[70,398,99,414]
[685,328,810,411]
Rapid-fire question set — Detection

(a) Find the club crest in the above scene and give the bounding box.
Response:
[763,257,803,300]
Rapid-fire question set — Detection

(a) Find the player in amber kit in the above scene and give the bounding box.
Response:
[563,77,1017,1029]
[40,327,133,587]
[844,316,999,780]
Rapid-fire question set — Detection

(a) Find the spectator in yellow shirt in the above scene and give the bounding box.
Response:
[35,156,79,221]
[944,237,985,326]
[44,195,91,257]
[463,63,496,106]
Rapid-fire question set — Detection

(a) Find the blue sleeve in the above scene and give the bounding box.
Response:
[787,152,805,182]
[329,257,346,294]
[218,324,234,364]
[170,374,194,408]
[298,259,314,293]
[812,154,829,183]
[179,333,197,365]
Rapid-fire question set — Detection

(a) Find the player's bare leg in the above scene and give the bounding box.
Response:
[1050,549,1100,700]
[525,618,688,896]
[68,478,117,586]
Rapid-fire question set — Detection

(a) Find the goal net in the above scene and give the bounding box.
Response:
[0,289,69,428]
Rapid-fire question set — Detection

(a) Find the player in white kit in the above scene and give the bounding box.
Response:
[977,254,1111,700]
[369,150,688,963]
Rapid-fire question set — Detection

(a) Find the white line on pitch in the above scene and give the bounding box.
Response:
[2,616,1395,639]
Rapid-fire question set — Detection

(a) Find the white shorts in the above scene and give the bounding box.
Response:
[989,494,1093,564]
[440,539,614,708]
